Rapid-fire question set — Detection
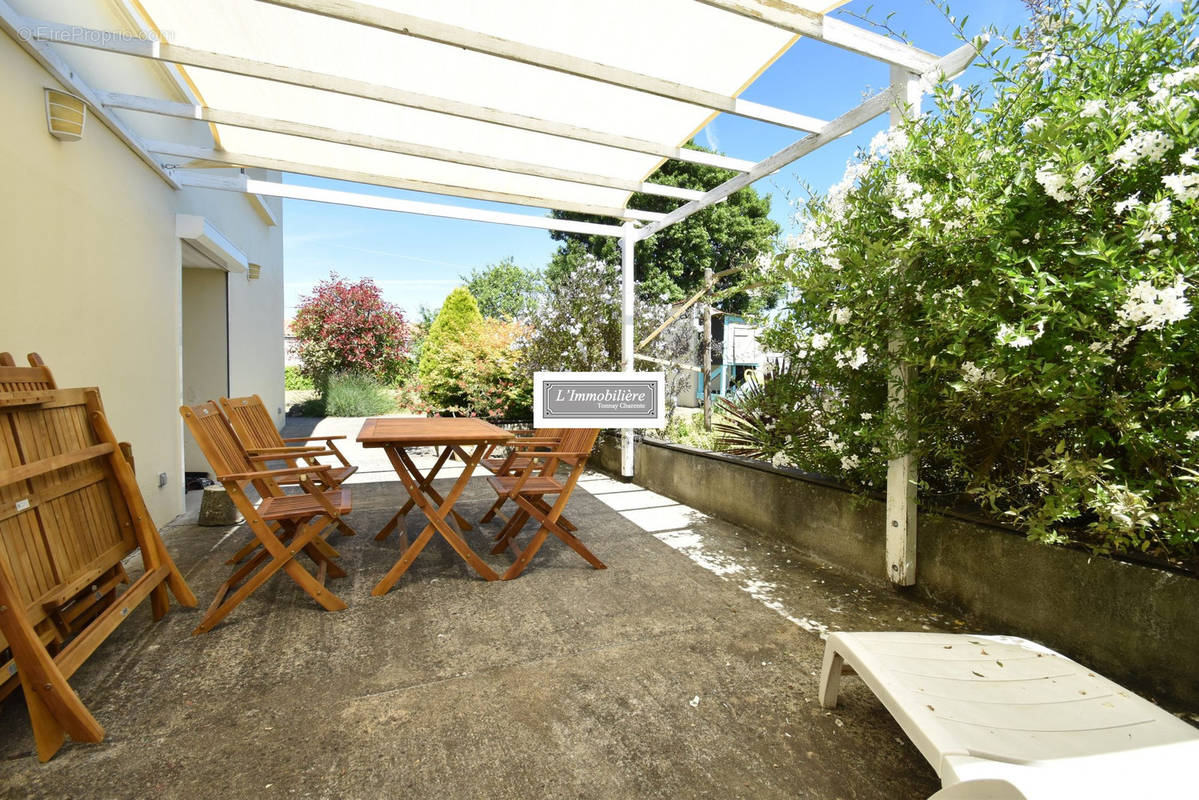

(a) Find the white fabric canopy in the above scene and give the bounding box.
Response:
[124,0,833,215]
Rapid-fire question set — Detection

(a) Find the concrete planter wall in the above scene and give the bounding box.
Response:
[593,435,1199,709]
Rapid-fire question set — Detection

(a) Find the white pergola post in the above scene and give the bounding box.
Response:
[620,222,636,478]
[885,65,922,587]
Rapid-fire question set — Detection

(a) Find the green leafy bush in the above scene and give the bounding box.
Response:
[284,365,313,391]
[422,319,532,418]
[323,372,396,417]
[418,287,485,410]
[746,1,1199,565]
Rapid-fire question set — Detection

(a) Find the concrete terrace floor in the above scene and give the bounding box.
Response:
[0,417,990,800]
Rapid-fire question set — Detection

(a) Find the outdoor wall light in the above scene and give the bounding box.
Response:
[44,89,86,142]
[247,263,262,280]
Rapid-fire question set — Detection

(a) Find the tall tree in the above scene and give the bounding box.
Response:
[461,257,543,319]
[548,141,779,313]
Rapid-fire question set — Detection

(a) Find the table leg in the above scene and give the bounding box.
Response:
[373,446,472,540]
[372,444,499,595]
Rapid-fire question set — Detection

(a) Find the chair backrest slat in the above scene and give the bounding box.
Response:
[180,402,253,480]
[220,394,284,451]
[0,352,58,393]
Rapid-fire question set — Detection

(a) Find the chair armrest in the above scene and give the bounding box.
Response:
[224,464,332,481]
[246,448,338,460]
[280,435,347,442]
[511,449,593,458]
[245,446,325,457]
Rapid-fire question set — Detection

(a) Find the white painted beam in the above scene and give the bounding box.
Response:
[885,64,923,588]
[694,0,939,72]
[146,140,665,223]
[0,4,178,188]
[27,19,756,174]
[634,42,976,240]
[258,0,829,133]
[100,91,703,202]
[171,171,628,238]
[620,222,637,478]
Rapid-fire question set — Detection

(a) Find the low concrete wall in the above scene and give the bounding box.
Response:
[594,436,1199,709]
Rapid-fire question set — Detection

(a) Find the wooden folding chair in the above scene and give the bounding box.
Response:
[0,386,195,761]
[477,428,577,533]
[219,395,358,563]
[485,428,605,580]
[220,394,357,489]
[180,402,350,634]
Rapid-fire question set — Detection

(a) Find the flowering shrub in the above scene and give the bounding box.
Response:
[746,0,1199,565]
[520,243,696,411]
[292,274,409,384]
[422,319,533,418]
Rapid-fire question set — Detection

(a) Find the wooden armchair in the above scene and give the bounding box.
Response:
[220,394,358,490]
[477,428,576,532]
[485,428,604,580]
[180,402,350,634]
[0,386,194,761]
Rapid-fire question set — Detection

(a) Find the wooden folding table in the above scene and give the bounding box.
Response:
[358,418,512,594]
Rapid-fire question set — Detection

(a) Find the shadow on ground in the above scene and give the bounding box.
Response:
[0,424,962,799]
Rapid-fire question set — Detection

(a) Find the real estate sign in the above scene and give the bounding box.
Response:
[534,372,665,428]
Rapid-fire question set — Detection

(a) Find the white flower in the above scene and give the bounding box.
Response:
[1035,163,1073,202]
[860,412,873,421]
[1080,99,1105,118]
[961,360,996,383]
[1072,163,1096,191]
[1114,192,1142,215]
[996,322,1037,348]
[821,252,842,271]
[771,451,795,468]
[1162,172,1199,202]
[1022,115,1045,133]
[829,306,852,325]
[840,454,861,471]
[810,333,830,351]
[1145,198,1172,226]
[834,346,868,370]
[1162,66,1199,88]
[1181,148,1199,167]
[1108,130,1174,170]
[1186,430,1199,441]
[1117,276,1191,331]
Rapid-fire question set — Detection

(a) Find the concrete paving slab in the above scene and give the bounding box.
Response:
[0,420,972,799]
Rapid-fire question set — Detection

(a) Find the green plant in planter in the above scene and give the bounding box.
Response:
[743,0,1199,565]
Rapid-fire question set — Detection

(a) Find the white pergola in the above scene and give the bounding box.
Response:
[0,0,974,586]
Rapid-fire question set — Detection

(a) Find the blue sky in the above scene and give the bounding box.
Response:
[282,0,1032,320]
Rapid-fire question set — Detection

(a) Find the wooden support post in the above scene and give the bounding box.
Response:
[702,267,714,432]
[620,223,636,478]
[885,66,922,587]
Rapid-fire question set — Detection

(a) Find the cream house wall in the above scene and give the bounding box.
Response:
[0,2,285,524]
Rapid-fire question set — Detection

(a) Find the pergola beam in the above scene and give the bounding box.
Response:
[0,2,178,188]
[100,91,703,202]
[258,0,830,133]
[634,42,976,241]
[27,19,756,174]
[694,0,940,72]
[173,171,628,238]
[145,140,665,223]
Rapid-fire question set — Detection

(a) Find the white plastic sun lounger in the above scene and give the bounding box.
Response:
[819,632,1199,799]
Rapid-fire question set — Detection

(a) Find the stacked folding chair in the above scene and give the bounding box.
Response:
[0,353,195,761]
